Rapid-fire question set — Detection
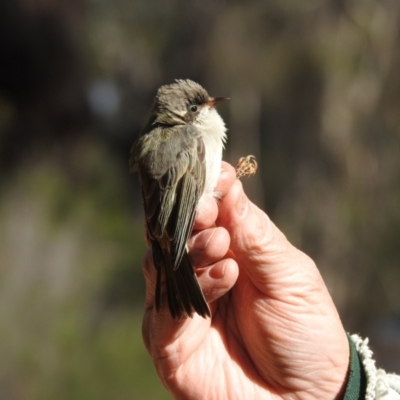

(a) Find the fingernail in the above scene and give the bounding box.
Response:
[204,228,217,250]
[209,261,226,279]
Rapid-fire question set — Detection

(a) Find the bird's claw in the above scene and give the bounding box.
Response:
[235,155,258,179]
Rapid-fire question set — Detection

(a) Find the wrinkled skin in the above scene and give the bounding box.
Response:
[142,162,349,400]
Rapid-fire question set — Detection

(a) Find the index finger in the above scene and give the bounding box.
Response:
[193,162,236,231]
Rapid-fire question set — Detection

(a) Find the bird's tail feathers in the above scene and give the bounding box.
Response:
[152,242,210,319]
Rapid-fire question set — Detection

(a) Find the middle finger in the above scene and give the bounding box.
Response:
[188,227,230,268]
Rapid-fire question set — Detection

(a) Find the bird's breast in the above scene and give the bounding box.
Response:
[195,108,227,197]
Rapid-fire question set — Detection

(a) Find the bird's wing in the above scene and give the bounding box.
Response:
[137,125,206,269]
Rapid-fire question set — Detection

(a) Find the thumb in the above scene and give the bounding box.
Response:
[216,180,322,297]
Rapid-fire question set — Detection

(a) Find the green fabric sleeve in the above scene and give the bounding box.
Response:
[343,333,367,400]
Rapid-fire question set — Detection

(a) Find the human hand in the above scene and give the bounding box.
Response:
[142,161,349,400]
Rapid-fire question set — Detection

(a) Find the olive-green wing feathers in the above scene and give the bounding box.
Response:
[132,125,206,269]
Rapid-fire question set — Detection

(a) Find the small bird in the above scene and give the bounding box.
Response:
[130,79,229,319]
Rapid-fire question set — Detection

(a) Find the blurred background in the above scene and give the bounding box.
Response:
[1,0,400,398]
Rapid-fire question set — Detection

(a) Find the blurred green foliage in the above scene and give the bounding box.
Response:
[0,142,168,398]
[1,0,400,397]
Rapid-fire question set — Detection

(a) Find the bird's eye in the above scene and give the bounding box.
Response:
[189,105,198,112]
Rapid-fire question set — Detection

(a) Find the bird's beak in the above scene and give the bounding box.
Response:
[208,97,230,108]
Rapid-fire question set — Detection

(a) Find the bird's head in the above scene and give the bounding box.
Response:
[151,79,228,127]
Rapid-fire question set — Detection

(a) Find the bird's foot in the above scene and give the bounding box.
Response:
[235,155,258,179]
